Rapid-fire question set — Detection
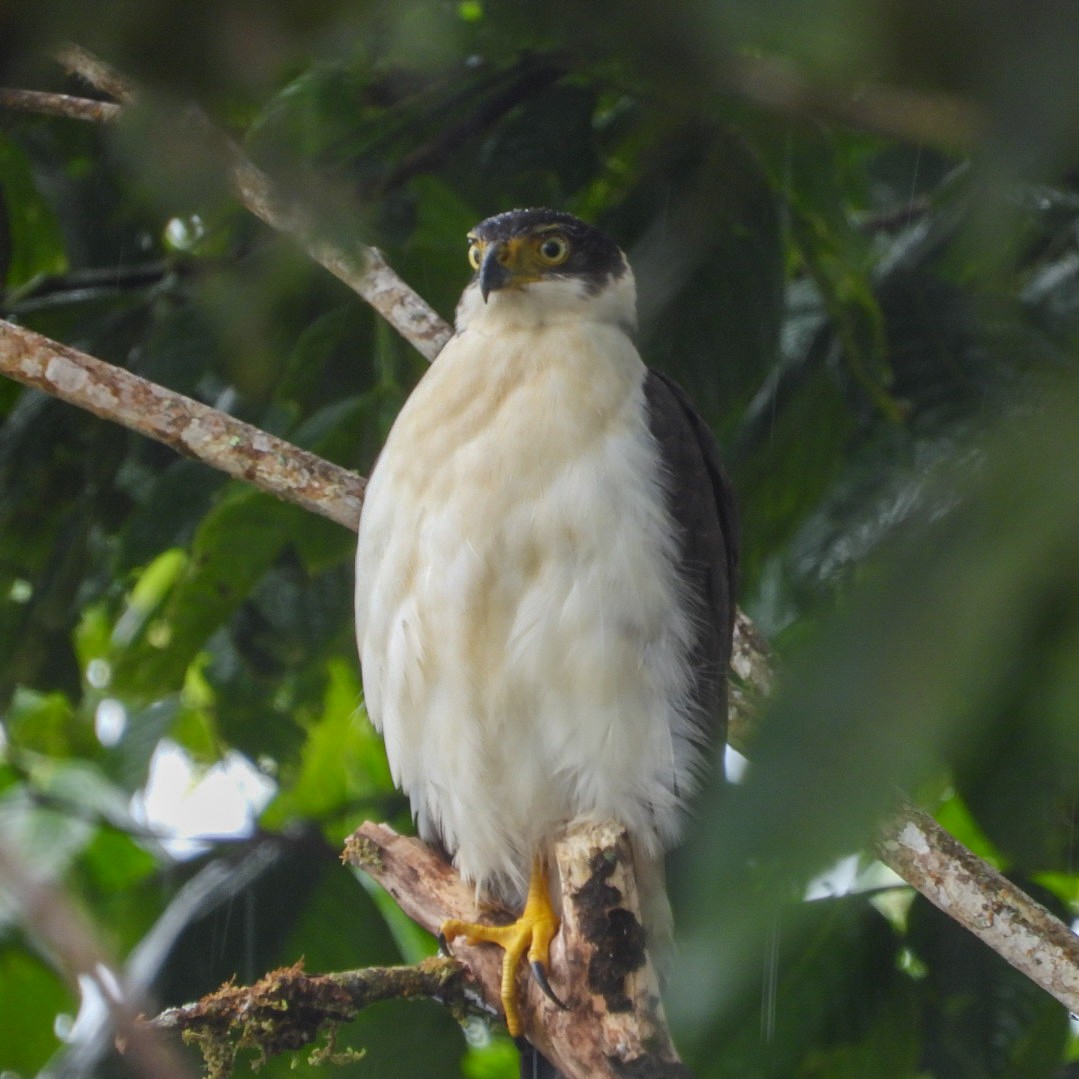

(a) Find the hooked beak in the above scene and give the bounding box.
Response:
[479,242,513,302]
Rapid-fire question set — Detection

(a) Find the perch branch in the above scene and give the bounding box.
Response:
[51,44,452,361]
[345,819,691,1079]
[876,801,1079,1015]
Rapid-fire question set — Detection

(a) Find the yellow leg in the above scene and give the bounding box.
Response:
[441,858,563,1037]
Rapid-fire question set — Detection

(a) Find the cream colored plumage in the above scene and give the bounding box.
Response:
[354,208,736,1048]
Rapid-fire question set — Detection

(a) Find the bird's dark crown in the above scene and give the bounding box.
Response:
[468,208,627,285]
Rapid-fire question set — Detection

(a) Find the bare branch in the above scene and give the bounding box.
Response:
[0,87,121,123]
[727,607,775,755]
[877,801,1079,1015]
[346,819,691,1079]
[55,42,137,105]
[0,320,364,530]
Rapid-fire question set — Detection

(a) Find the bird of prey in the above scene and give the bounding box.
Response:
[354,208,737,1058]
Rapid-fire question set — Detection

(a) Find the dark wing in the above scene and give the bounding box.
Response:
[644,368,739,747]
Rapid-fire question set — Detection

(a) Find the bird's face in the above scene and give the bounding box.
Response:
[468,225,573,301]
[458,208,635,332]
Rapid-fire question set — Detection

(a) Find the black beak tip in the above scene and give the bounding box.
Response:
[479,246,511,302]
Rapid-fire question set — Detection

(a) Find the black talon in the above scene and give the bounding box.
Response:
[530,959,568,1010]
[437,931,453,956]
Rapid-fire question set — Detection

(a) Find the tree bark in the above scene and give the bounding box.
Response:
[876,802,1079,1014]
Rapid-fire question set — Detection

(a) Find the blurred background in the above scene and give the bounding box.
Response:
[3,2,1079,1076]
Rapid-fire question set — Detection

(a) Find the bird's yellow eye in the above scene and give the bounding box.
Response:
[535,235,569,266]
[467,242,483,270]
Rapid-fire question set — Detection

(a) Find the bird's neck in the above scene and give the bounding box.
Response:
[455,273,638,338]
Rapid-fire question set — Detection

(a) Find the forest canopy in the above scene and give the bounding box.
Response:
[3,3,1079,1077]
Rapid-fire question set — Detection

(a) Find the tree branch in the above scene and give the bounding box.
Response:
[0,320,364,530]
[50,44,453,362]
[345,819,691,1079]
[0,86,121,123]
[143,821,689,1078]
[876,801,1079,1015]
[147,957,467,1079]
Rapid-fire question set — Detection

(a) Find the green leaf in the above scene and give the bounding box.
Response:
[109,488,303,699]
[4,687,88,757]
[78,825,158,896]
[0,947,72,1074]
[0,133,68,290]
[262,658,391,834]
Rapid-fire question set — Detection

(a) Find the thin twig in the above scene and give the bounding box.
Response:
[55,42,137,105]
[721,52,983,151]
[0,87,121,123]
[382,60,566,190]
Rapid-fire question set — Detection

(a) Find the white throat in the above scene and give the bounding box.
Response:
[454,268,638,338]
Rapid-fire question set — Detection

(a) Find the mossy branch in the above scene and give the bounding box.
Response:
[147,957,466,1079]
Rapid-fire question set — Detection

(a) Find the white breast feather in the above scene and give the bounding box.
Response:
[354,272,701,901]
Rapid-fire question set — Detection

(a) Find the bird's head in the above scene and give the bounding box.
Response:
[457,208,636,332]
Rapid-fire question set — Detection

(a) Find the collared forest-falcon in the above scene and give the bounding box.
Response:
[354,208,738,1063]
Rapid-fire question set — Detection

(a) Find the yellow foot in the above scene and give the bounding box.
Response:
[441,857,566,1037]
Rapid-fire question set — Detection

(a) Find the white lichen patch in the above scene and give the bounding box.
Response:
[45,356,90,394]
[898,821,930,855]
[180,418,217,453]
[46,356,120,411]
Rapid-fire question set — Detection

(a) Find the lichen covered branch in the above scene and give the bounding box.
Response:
[876,801,1079,1015]
[0,320,365,530]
